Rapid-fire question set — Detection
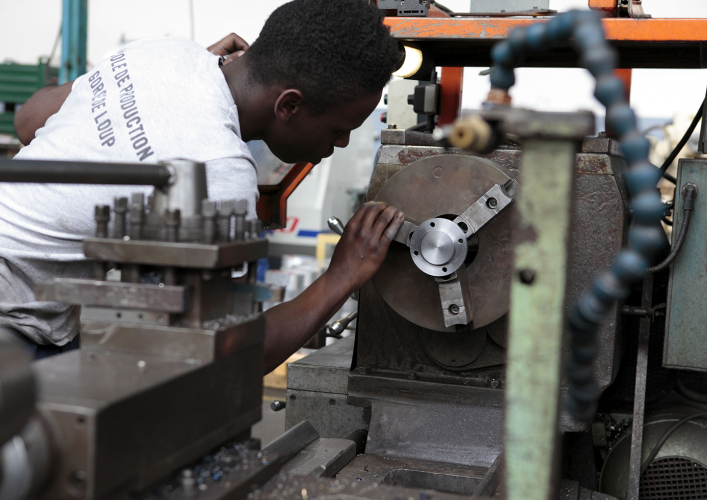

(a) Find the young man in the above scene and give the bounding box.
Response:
[6,0,404,371]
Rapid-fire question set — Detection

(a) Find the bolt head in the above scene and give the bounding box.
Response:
[114,197,129,211]
[449,303,460,315]
[486,197,498,209]
[166,209,181,224]
[219,199,235,216]
[94,205,110,218]
[233,199,248,216]
[201,200,217,217]
[519,269,535,284]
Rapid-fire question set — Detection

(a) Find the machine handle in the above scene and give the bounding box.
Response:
[270,400,286,412]
[327,216,345,236]
[328,310,358,336]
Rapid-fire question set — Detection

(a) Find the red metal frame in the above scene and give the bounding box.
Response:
[615,68,633,102]
[257,162,316,229]
[438,67,464,126]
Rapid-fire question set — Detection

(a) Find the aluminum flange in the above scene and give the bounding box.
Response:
[409,217,468,277]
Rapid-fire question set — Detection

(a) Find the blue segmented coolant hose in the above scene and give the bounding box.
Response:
[489,10,665,422]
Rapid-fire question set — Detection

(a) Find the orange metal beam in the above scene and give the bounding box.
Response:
[588,0,617,16]
[384,17,707,42]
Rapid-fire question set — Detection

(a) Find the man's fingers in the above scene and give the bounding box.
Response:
[221,50,246,65]
[382,211,405,246]
[371,205,399,241]
[358,202,388,233]
[208,33,250,57]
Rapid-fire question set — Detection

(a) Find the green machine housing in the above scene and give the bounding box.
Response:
[664,158,707,371]
[0,60,58,137]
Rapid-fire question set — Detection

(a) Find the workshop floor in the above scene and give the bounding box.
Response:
[252,387,287,447]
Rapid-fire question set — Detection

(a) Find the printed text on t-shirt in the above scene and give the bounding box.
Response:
[88,71,116,147]
[110,52,155,161]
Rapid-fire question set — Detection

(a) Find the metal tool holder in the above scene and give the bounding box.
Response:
[0,159,271,500]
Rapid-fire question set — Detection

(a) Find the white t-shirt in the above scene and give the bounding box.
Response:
[0,37,259,345]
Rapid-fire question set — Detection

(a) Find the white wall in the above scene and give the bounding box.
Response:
[1,0,705,119]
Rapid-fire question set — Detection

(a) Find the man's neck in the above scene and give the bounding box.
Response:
[220,56,272,143]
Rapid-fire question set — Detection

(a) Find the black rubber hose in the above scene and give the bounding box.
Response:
[489,9,669,422]
[648,184,697,273]
[663,171,677,184]
[640,412,707,477]
[659,99,705,181]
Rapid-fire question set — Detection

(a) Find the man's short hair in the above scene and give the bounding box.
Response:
[247,0,402,112]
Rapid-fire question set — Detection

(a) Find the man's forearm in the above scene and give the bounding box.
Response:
[262,269,353,374]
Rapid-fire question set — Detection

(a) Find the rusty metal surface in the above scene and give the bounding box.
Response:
[366,144,626,389]
[80,314,264,361]
[141,443,279,500]
[250,471,474,499]
[83,237,268,268]
[337,454,487,496]
[582,137,624,157]
[372,154,516,331]
[35,278,189,313]
[420,327,487,370]
[280,438,356,478]
[356,280,506,375]
[35,344,263,500]
[380,128,442,146]
[348,372,505,468]
[566,172,628,392]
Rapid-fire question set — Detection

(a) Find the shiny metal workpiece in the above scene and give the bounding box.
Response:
[409,217,468,277]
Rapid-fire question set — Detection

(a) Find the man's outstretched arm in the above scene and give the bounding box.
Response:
[14,81,73,145]
[262,202,404,374]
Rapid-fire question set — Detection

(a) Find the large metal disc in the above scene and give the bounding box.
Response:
[372,154,515,332]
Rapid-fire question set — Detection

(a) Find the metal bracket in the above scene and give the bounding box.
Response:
[453,179,516,236]
[618,0,651,18]
[392,180,516,247]
[377,0,429,17]
[392,219,418,245]
[436,270,473,328]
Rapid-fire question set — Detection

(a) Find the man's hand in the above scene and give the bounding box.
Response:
[208,33,249,65]
[328,202,405,292]
[262,202,404,374]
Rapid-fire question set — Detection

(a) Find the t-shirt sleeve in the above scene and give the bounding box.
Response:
[205,157,259,220]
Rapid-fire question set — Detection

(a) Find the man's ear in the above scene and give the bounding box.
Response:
[274,89,304,122]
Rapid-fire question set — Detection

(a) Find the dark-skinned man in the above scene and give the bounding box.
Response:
[4,0,404,372]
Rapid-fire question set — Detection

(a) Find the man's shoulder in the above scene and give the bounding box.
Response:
[122,36,208,56]
[115,36,215,73]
